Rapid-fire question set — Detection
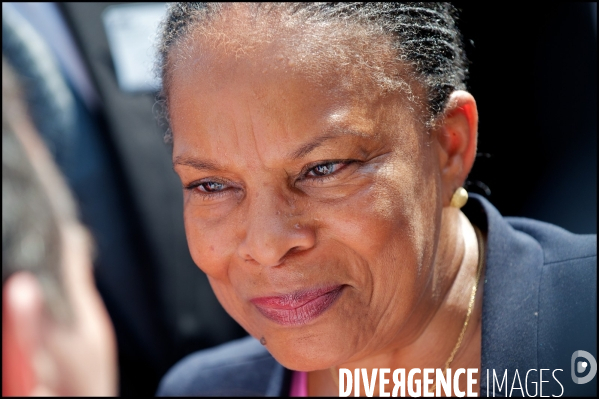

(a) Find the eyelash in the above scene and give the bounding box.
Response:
[184,160,356,199]
[184,179,235,200]
[299,160,355,183]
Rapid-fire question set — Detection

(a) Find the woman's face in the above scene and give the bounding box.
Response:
[170,30,445,370]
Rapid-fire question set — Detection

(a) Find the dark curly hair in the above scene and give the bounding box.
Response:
[156,3,468,141]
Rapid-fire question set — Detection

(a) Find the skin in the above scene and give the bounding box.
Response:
[2,110,117,396]
[3,225,117,397]
[169,6,482,396]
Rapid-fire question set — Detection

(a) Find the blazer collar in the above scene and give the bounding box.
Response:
[464,194,543,395]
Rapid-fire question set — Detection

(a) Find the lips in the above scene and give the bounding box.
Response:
[250,285,344,326]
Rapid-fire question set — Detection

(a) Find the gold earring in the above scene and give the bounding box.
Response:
[450,187,468,208]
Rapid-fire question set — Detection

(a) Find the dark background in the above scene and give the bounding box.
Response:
[455,2,596,234]
[4,2,596,396]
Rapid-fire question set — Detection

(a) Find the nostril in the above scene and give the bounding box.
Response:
[285,246,303,258]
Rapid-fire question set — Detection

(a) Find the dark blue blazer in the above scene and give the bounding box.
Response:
[157,195,597,397]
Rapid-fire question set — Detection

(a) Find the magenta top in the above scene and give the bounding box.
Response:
[289,371,308,396]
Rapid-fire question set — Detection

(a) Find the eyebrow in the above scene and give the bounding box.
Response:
[173,156,222,171]
[289,128,369,160]
[173,128,370,170]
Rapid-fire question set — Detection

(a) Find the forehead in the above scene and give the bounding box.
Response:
[169,57,394,166]
[167,5,428,163]
[166,3,416,99]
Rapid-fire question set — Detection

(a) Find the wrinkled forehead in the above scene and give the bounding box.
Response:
[166,3,418,102]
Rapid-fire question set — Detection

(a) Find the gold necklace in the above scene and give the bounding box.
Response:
[329,225,485,396]
[428,225,484,394]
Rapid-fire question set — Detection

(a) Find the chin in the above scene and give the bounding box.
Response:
[265,330,350,372]
[273,350,340,372]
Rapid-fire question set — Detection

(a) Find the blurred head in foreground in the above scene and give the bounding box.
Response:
[2,58,117,396]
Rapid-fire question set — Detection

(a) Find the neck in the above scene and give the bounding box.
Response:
[309,208,485,396]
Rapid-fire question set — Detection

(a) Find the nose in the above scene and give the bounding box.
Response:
[237,190,316,267]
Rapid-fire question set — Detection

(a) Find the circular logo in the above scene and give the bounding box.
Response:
[571,350,597,384]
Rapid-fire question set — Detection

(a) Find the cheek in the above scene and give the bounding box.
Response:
[206,275,263,340]
[183,205,239,279]
[321,157,426,260]
[184,210,261,333]
[318,155,436,309]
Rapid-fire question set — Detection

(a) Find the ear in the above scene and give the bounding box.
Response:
[2,272,44,396]
[433,90,479,207]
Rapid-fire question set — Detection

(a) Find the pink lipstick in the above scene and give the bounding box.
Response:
[250,285,344,326]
